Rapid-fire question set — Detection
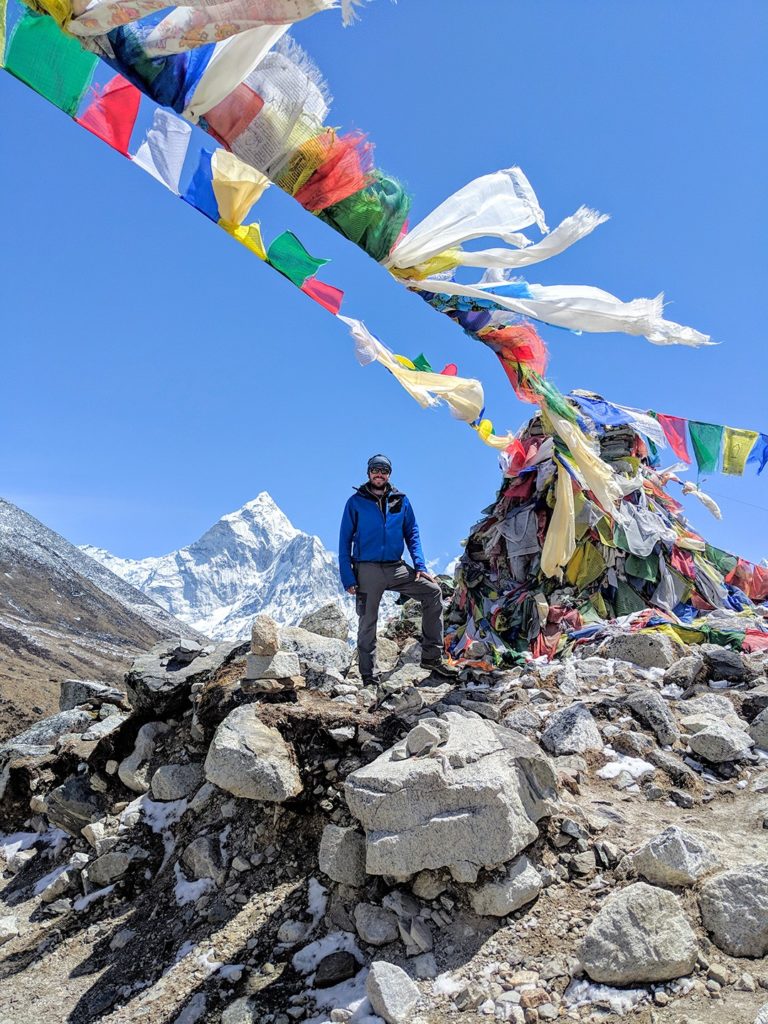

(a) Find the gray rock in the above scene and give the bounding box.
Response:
[280,626,352,674]
[126,640,246,715]
[602,633,683,670]
[754,1002,768,1024]
[743,686,768,723]
[469,856,543,917]
[243,651,301,680]
[60,679,125,711]
[87,847,147,887]
[366,961,420,1023]
[623,826,720,886]
[405,720,448,757]
[701,644,748,682]
[663,655,707,690]
[411,953,438,980]
[623,690,679,746]
[318,825,366,887]
[299,603,349,642]
[40,865,81,902]
[581,882,698,984]
[540,703,603,755]
[354,903,399,946]
[250,615,280,656]
[1,709,93,751]
[46,776,107,835]
[118,722,170,794]
[173,993,207,1024]
[0,916,19,945]
[204,706,302,802]
[699,865,768,957]
[502,708,540,736]
[150,763,203,801]
[750,708,768,750]
[81,715,127,742]
[314,951,359,988]
[345,711,557,880]
[182,837,224,886]
[411,870,446,900]
[383,664,430,691]
[82,820,119,856]
[220,997,254,1024]
[687,720,753,763]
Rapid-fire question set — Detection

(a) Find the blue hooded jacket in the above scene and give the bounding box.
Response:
[338,484,427,589]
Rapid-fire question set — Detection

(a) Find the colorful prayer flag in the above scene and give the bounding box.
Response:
[655,413,691,463]
[688,421,723,475]
[5,11,97,116]
[131,108,191,195]
[266,231,329,288]
[722,427,758,476]
[76,75,141,156]
[182,148,219,222]
[747,434,768,476]
[300,277,344,314]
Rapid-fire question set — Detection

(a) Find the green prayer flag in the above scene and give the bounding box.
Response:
[704,543,738,577]
[266,231,329,288]
[626,553,659,582]
[6,12,97,116]
[688,421,723,475]
[412,354,433,373]
[614,579,647,616]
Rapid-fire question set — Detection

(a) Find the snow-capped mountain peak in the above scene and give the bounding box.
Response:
[82,493,349,641]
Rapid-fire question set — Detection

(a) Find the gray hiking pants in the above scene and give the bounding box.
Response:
[355,560,443,679]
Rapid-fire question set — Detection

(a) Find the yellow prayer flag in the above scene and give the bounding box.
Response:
[211,150,270,228]
[226,222,267,261]
[722,427,758,476]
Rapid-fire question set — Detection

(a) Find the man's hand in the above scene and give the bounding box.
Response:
[346,586,358,595]
[416,571,436,583]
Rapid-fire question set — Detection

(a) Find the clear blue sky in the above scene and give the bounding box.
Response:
[1,1,767,569]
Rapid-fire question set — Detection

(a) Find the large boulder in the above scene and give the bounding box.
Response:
[204,705,302,801]
[345,711,557,880]
[60,679,125,711]
[622,826,720,887]
[279,626,352,674]
[602,633,683,670]
[687,719,753,763]
[580,882,698,984]
[623,690,679,747]
[126,640,247,715]
[540,704,603,755]
[299,603,350,642]
[699,865,768,957]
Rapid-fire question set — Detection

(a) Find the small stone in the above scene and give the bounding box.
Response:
[469,857,543,917]
[622,826,720,887]
[411,953,437,979]
[0,916,19,945]
[277,919,308,945]
[405,721,447,757]
[150,763,203,801]
[182,837,224,885]
[86,847,147,887]
[318,825,366,887]
[244,652,301,680]
[366,961,420,1023]
[110,928,135,950]
[314,951,359,989]
[663,655,707,690]
[750,708,768,750]
[411,870,447,900]
[623,690,679,746]
[540,704,603,755]
[354,903,399,946]
[251,615,280,656]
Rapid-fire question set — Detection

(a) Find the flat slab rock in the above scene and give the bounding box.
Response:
[345,710,557,880]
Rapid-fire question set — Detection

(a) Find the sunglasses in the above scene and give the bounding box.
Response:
[369,467,391,475]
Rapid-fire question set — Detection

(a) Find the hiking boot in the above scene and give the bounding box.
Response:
[420,657,459,678]
[361,675,381,687]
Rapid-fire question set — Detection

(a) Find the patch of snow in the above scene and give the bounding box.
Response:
[33,863,70,895]
[0,832,40,861]
[307,877,328,927]
[197,950,222,976]
[217,964,244,981]
[174,863,214,906]
[564,978,647,1016]
[292,931,362,975]
[74,885,115,911]
[433,973,465,997]
[141,796,188,832]
[174,940,196,963]
[305,968,377,1024]
[597,754,655,782]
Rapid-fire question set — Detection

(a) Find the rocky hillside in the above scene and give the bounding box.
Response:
[0,499,205,739]
[1,602,768,1024]
[82,493,352,641]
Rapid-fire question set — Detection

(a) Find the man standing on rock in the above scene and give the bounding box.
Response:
[339,454,455,685]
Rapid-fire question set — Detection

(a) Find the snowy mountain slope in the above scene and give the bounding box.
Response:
[82,493,354,641]
[0,498,204,737]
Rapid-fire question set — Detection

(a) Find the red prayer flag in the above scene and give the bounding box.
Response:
[656,414,691,463]
[300,277,344,314]
[76,75,141,156]
[440,363,458,376]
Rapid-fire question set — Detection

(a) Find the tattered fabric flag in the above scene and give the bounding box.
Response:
[338,315,485,425]
[76,75,141,156]
[655,414,691,464]
[267,230,329,288]
[300,277,343,314]
[688,421,724,476]
[408,277,711,349]
[540,457,576,580]
[211,148,270,227]
[230,222,267,259]
[182,147,219,221]
[5,10,97,115]
[722,427,758,476]
[571,394,632,429]
[131,107,191,194]
[611,405,667,448]
[747,434,768,476]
